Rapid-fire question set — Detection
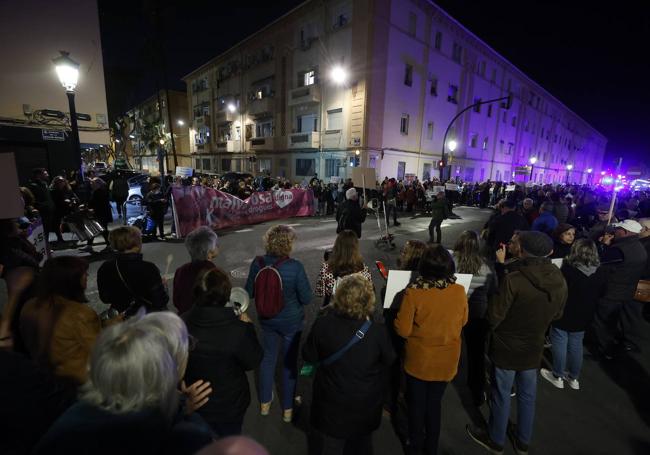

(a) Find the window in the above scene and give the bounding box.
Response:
[255,120,273,138]
[427,121,434,140]
[473,98,482,113]
[478,61,486,77]
[258,158,272,173]
[487,104,493,118]
[524,120,529,132]
[400,114,410,135]
[298,69,316,87]
[404,64,413,86]
[511,116,517,127]
[480,168,485,182]
[499,140,504,153]
[452,42,463,63]
[202,158,211,170]
[447,84,458,104]
[470,133,478,148]
[502,111,507,123]
[333,13,349,29]
[507,142,514,154]
[408,12,417,36]
[325,158,340,177]
[327,108,343,131]
[397,161,406,180]
[297,114,318,133]
[222,158,231,172]
[464,167,475,182]
[507,79,512,91]
[491,68,497,82]
[296,159,316,176]
[540,127,545,138]
[429,77,438,96]
[434,31,442,50]
[482,137,489,150]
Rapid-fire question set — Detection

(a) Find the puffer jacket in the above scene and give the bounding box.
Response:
[245,255,313,328]
[487,257,567,370]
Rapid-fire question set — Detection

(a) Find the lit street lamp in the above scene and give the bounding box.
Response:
[177,119,185,126]
[565,163,573,184]
[330,66,347,85]
[53,51,82,181]
[529,156,537,182]
[447,140,457,152]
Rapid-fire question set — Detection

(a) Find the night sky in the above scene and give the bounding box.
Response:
[98,0,650,167]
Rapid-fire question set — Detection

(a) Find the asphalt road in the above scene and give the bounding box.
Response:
[6,204,650,454]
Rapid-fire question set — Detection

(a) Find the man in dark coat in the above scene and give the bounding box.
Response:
[486,199,529,251]
[336,188,367,238]
[467,231,567,455]
[144,183,169,240]
[594,219,648,357]
[27,168,55,238]
[428,191,449,244]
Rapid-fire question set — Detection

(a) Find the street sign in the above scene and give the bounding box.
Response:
[175,166,194,177]
[41,129,65,141]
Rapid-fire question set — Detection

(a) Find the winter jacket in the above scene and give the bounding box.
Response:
[394,279,468,381]
[89,187,113,225]
[110,176,129,200]
[453,259,497,319]
[487,210,529,250]
[641,236,650,280]
[531,211,559,235]
[600,235,648,302]
[553,263,605,331]
[245,255,313,328]
[19,295,101,384]
[97,253,169,313]
[336,199,367,238]
[430,198,450,221]
[302,312,395,439]
[487,257,567,370]
[27,178,55,221]
[183,305,263,426]
[173,260,216,314]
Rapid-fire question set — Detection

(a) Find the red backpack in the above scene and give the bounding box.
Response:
[254,256,289,319]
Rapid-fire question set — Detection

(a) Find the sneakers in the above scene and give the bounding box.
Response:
[566,378,580,390]
[540,368,564,389]
[282,408,293,423]
[466,424,504,454]
[507,423,529,455]
[260,392,273,416]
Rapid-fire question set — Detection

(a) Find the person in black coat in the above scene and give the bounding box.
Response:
[27,168,56,238]
[183,267,263,437]
[50,176,78,244]
[144,182,169,240]
[303,274,395,455]
[550,223,576,259]
[540,239,605,390]
[86,178,113,251]
[486,199,529,252]
[336,188,368,238]
[97,226,168,315]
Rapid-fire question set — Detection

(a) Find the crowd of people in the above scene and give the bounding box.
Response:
[1,165,650,455]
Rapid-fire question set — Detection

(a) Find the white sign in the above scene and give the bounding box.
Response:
[432,185,445,194]
[175,166,194,177]
[27,219,49,266]
[551,258,563,269]
[445,183,459,191]
[383,270,474,308]
[505,184,516,192]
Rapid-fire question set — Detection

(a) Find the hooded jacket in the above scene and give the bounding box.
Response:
[487,257,567,370]
[553,263,605,331]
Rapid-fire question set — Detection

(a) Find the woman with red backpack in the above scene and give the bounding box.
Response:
[245,225,313,423]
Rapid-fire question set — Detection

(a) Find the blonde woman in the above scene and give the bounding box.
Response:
[316,230,372,308]
[303,274,395,455]
[245,225,313,423]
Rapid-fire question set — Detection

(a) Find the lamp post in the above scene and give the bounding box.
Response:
[328,65,348,176]
[587,168,593,184]
[529,156,537,182]
[440,94,512,180]
[566,164,573,184]
[53,51,82,181]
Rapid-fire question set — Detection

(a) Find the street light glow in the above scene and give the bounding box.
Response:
[566,164,573,170]
[601,171,606,175]
[159,138,165,145]
[227,103,237,113]
[53,51,79,92]
[129,134,135,139]
[177,119,185,126]
[355,149,360,156]
[587,168,593,173]
[447,140,457,152]
[529,157,538,164]
[115,138,121,143]
[330,66,347,85]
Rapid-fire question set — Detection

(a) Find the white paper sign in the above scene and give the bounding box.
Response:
[383,271,474,308]
[505,184,516,192]
[383,270,413,308]
[445,183,459,191]
[551,258,563,269]
[432,185,445,194]
[175,166,194,177]
[27,219,49,266]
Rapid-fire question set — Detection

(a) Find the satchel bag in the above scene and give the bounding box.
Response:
[634,279,650,303]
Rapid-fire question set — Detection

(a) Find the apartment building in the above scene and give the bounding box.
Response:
[183,0,606,184]
[124,90,191,173]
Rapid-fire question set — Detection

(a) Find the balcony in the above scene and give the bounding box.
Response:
[322,130,343,149]
[216,140,241,153]
[288,131,320,149]
[214,110,237,125]
[194,115,210,127]
[288,84,321,106]
[248,97,275,116]
[248,136,281,151]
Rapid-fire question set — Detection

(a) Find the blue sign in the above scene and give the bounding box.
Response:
[42,129,65,141]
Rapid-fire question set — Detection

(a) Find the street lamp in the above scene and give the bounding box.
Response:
[529,157,537,182]
[565,164,573,184]
[447,140,457,152]
[227,103,237,113]
[330,66,347,85]
[177,119,185,126]
[53,51,82,180]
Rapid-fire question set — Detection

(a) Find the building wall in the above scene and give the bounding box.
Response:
[182,0,606,184]
[0,0,109,146]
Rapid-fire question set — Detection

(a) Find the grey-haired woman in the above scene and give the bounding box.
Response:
[540,239,606,390]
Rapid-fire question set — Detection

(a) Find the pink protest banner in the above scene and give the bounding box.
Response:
[172,186,314,236]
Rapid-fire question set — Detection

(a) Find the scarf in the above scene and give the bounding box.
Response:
[408,275,456,290]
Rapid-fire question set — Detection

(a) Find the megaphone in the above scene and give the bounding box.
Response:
[227,287,250,316]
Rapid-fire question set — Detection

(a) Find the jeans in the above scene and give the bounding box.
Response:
[463,318,489,403]
[405,374,447,455]
[550,327,584,379]
[488,367,537,446]
[428,219,443,243]
[321,433,373,455]
[259,324,302,410]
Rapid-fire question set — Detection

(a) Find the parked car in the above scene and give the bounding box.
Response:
[93,161,108,172]
[127,174,150,205]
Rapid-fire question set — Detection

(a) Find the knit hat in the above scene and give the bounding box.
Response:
[345,187,358,200]
[552,223,575,239]
[518,231,553,257]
